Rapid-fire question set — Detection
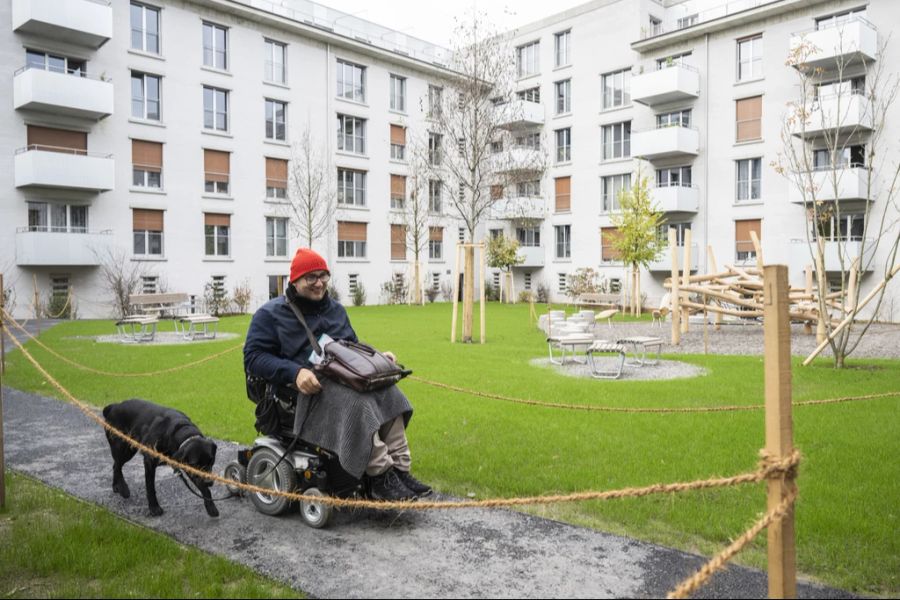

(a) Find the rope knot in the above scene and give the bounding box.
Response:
[757,448,801,480]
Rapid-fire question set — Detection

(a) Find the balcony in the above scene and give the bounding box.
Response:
[15,228,112,267]
[790,17,878,71]
[789,238,875,273]
[14,67,114,120]
[12,0,112,49]
[632,126,699,160]
[648,243,699,272]
[15,146,115,192]
[651,184,699,213]
[496,100,544,130]
[489,196,545,220]
[516,246,545,268]
[631,64,700,106]
[790,93,872,138]
[788,167,872,203]
[491,146,544,174]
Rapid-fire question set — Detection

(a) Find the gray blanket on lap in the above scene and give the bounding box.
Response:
[297,377,412,479]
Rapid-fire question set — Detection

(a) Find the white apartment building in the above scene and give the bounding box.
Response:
[2,0,898,319]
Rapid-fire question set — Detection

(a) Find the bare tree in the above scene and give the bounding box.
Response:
[94,246,152,319]
[775,33,900,367]
[284,127,336,250]
[420,10,545,341]
[400,133,441,305]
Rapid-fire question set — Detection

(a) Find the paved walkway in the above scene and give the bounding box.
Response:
[1,387,853,598]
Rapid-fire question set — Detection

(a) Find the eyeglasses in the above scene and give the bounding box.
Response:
[301,272,331,285]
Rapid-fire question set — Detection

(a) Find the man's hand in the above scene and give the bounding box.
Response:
[384,351,397,363]
[295,368,322,395]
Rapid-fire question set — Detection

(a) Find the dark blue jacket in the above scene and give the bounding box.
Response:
[243,291,358,387]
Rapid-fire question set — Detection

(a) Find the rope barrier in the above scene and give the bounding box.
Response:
[1,309,241,377]
[410,375,900,413]
[667,488,799,599]
[42,293,73,319]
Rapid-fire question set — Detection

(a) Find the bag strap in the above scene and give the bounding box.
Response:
[285,298,323,356]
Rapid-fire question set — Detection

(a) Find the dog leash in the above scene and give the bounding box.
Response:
[174,469,237,501]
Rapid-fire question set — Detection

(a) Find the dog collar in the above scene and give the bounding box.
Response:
[177,434,202,454]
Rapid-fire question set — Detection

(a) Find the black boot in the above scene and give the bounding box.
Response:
[395,470,433,497]
[369,468,414,501]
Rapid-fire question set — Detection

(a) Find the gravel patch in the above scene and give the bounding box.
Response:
[531,357,707,381]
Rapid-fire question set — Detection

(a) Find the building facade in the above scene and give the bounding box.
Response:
[2,0,898,319]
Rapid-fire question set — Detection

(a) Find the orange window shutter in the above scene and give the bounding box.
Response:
[390,125,406,145]
[338,221,367,241]
[555,176,571,212]
[390,224,406,260]
[132,140,163,171]
[391,175,406,196]
[132,209,164,231]
[429,226,443,242]
[736,96,762,141]
[27,125,87,153]
[601,227,623,260]
[265,158,288,188]
[204,213,231,227]
[204,150,230,182]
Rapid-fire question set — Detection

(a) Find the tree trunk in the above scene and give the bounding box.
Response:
[462,246,475,343]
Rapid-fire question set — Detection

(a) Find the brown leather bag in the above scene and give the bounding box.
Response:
[286,301,411,393]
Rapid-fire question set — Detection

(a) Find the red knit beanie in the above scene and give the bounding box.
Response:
[289,248,329,282]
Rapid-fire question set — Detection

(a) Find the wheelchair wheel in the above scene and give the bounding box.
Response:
[246,448,296,516]
[222,461,246,497]
[299,488,332,529]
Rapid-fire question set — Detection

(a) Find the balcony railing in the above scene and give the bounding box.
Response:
[631,63,700,106]
[12,0,113,48]
[516,245,545,268]
[15,145,114,191]
[15,228,113,266]
[632,126,699,160]
[651,183,699,213]
[788,166,872,203]
[790,16,878,69]
[789,238,875,272]
[496,99,545,130]
[639,0,781,40]
[790,91,872,138]
[14,65,114,119]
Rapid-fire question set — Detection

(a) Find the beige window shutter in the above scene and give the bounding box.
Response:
[601,226,623,260]
[736,96,762,142]
[204,213,231,227]
[27,125,88,153]
[391,174,406,196]
[132,140,163,172]
[132,209,164,231]
[204,149,230,182]
[390,124,406,145]
[555,176,571,212]
[390,224,406,260]
[429,226,443,242]
[265,157,288,188]
[338,221,367,241]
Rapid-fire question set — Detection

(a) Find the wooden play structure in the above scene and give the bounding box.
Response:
[661,227,899,364]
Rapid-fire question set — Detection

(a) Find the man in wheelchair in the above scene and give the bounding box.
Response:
[243,247,431,501]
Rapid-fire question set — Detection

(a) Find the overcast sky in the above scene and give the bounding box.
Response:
[318,0,591,48]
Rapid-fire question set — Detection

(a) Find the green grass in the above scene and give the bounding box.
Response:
[3,303,898,596]
[0,472,300,598]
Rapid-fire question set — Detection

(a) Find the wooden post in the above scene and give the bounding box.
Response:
[846,260,859,313]
[450,245,462,343]
[462,245,475,342]
[669,228,681,346]
[0,273,5,375]
[681,229,692,334]
[804,265,814,335]
[708,245,722,331]
[763,264,797,599]
[33,273,41,335]
[750,230,764,271]
[479,244,486,344]
[814,244,827,344]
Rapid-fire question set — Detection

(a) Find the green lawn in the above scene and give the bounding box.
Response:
[0,472,300,598]
[2,303,898,596]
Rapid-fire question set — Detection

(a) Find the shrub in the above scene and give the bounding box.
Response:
[484,280,500,302]
[425,287,440,303]
[518,290,534,303]
[46,293,74,319]
[440,281,453,302]
[351,282,367,307]
[535,281,549,304]
[231,278,253,314]
[203,278,230,316]
[380,273,408,305]
[566,268,610,301]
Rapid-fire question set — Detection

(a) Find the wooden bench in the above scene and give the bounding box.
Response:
[128,293,190,317]
[574,293,620,309]
[586,341,627,379]
[178,315,220,340]
[115,315,158,342]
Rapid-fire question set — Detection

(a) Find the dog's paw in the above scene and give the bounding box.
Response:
[205,502,220,518]
[148,505,164,517]
[112,482,131,499]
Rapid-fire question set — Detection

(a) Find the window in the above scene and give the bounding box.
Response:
[141,276,159,294]
[132,209,163,255]
[656,52,692,70]
[677,14,699,29]
[428,133,443,165]
[458,227,465,242]
[737,35,763,81]
[132,140,162,188]
[656,166,692,188]
[649,16,663,36]
[204,149,230,194]
[431,272,440,290]
[736,96,762,142]
[391,224,407,260]
[735,158,762,201]
[337,221,367,258]
[265,99,287,141]
[428,227,443,260]
[516,87,541,103]
[517,41,540,77]
[657,109,691,128]
[554,176,571,213]
[815,76,865,99]
[657,222,691,245]
[337,168,366,206]
[493,271,501,288]
[609,278,621,293]
[390,175,406,209]
[516,227,540,247]
[266,217,287,257]
[202,22,227,70]
[428,180,443,212]
[390,74,406,111]
[555,225,571,259]
[130,2,160,54]
[524,272,532,291]
[203,86,228,131]
[266,157,287,199]
[812,213,865,241]
[204,213,230,256]
[815,8,866,31]
[131,72,160,121]
[25,50,85,76]
[555,128,571,163]
[735,219,761,261]
[210,275,226,302]
[390,125,406,160]
[600,227,622,262]
[601,69,631,109]
[348,273,359,294]
[558,273,567,294]
[813,145,866,170]
[601,174,631,212]
[337,114,365,154]
[602,121,631,160]
[268,274,287,299]
[265,40,286,84]
[28,202,88,233]
[337,59,366,103]
[50,275,70,303]
[428,85,442,118]
[515,132,541,150]
[555,79,571,114]
[516,180,540,197]
[555,30,571,67]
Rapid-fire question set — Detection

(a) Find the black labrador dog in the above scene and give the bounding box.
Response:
[103,398,219,517]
